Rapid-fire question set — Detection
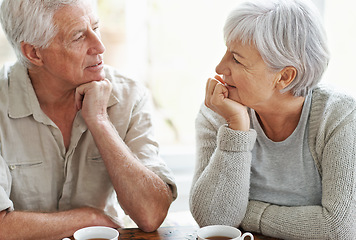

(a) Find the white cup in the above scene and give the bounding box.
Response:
[197,225,254,240]
[73,226,119,240]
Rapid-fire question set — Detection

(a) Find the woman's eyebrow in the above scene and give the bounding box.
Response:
[231,51,245,59]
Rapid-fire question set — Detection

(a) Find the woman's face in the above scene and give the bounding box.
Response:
[37,1,106,89]
[215,40,281,110]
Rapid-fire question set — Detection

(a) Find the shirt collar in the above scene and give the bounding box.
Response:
[8,62,41,119]
[8,62,119,120]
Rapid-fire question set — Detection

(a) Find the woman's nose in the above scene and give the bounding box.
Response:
[215,51,230,76]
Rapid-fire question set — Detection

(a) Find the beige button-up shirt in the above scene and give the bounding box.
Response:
[0,62,177,222]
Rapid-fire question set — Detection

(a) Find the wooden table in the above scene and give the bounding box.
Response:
[69,226,279,239]
[116,226,279,240]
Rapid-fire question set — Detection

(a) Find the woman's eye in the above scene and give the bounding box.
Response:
[233,56,240,64]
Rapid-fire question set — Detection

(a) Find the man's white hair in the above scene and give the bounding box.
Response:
[0,0,81,68]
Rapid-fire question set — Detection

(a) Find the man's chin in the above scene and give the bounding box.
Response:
[86,72,106,82]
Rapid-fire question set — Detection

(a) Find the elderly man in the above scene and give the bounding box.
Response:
[0,0,177,239]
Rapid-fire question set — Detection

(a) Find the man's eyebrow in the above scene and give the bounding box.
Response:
[92,20,100,26]
[71,28,85,38]
[71,20,100,37]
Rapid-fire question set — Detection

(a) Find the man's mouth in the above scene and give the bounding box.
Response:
[87,61,103,68]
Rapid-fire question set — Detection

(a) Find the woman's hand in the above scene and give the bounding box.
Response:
[205,76,250,131]
[75,78,112,126]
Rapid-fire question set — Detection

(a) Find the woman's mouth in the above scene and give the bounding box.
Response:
[215,75,236,88]
[226,84,236,88]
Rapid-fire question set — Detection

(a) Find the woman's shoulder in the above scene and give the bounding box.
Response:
[311,84,356,116]
[312,84,356,103]
[309,84,356,137]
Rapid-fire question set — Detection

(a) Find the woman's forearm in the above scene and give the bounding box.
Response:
[190,122,256,227]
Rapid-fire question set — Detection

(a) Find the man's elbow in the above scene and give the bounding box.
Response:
[138,221,161,233]
[136,207,169,232]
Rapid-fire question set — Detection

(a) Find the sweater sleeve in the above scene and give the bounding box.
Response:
[189,105,256,227]
[241,88,356,239]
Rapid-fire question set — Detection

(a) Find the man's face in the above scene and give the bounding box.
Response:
[37,1,106,89]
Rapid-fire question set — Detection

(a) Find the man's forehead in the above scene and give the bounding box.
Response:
[51,3,98,42]
[53,1,98,27]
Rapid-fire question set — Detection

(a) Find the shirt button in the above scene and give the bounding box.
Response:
[9,165,16,170]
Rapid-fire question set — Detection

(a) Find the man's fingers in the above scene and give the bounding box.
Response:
[75,86,86,110]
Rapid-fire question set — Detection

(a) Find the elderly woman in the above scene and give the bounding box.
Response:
[190,0,356,239]
[0,0,176,239]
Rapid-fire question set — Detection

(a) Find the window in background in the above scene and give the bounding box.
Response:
[96,0,356,151]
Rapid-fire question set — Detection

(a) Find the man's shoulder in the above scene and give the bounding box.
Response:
[0,62,15,85]
[0,62,18,101]
[104,65,147,95]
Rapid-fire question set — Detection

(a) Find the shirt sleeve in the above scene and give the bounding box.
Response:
[0,155,14,212]
[121,89,177,200]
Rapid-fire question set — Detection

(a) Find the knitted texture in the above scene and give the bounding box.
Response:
[190,85,356,239]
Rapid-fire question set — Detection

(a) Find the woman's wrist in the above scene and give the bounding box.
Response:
[227,112,250,131]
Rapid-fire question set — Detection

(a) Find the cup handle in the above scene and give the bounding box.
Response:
[241,232,254,240]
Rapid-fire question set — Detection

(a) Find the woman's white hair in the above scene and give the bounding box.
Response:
[224,0,329,97]
[0,0,80,68]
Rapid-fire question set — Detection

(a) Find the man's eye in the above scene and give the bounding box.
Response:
[74,34,84,41]
[92,25,100,34]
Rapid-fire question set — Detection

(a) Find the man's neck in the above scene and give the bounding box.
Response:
[28,67,76,109]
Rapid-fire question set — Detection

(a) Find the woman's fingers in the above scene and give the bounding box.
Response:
[205,77,228,109]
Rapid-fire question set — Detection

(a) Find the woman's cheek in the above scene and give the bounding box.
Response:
[227,87,241,103]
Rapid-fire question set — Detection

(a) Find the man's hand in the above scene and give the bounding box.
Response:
[75,79,112,125]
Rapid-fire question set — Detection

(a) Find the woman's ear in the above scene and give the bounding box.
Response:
[20,42,44,66]
[276,66,297,90]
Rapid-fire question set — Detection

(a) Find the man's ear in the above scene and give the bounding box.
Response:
[276,66,297,90]
[20,42,44,67]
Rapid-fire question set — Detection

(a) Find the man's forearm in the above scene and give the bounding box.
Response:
[88,118,173,232]
[0,207,119,240]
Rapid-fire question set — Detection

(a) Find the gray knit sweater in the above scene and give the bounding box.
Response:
[189,85,356,239]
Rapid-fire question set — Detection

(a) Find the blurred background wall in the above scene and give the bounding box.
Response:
[0,0,355,225]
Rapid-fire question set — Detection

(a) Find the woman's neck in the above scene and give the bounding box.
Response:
[255,94,306,142]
